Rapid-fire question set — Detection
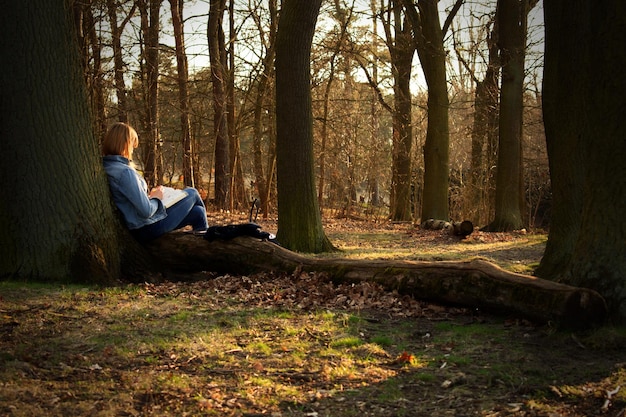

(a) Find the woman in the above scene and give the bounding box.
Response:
[102,122,208,242]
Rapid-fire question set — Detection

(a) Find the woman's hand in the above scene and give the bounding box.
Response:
[149,185,164,200]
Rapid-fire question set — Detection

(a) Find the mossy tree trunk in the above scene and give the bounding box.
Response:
[145,234,607,329]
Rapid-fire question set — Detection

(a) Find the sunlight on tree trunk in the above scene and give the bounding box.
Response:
[275,0,334,253]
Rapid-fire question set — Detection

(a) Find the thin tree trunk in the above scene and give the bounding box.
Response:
[226,0,246,210]
[106,0,135,123]
[209,0,230,209]
[464,16,500,226]
[251,0,277,217]
[169,0,194,187]
[382,1,414,222]
[139,0,163,189]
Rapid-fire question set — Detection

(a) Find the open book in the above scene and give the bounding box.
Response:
[160,187,188,208]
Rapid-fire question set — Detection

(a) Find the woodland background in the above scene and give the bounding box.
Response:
[75,0,547,228]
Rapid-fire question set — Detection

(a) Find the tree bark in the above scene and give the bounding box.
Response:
[381,1,414,222]
[251,0,277,218]
[106,0,135,123]
[145,233,607,328]
[403,0,455,222]
[0,0,122,284]
[208,0,230,209]
[169,0,195,187]
[484,0,533,232]
[538,0,626,322]
[138,0,163,190]
[274,0,334,252]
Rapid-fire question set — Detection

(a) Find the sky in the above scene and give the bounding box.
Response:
[142,0,544,91]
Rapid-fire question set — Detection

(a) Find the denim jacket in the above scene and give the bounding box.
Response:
[102,155,166,229]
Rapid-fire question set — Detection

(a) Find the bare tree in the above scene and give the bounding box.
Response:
[452,6,500,225]
[403,0,463,223]
[106,0,136,122]
[168,0,195,187]
[208,0,230,209]
[137,0,163,189]
[251,0,278,218]
[380,0,415,221]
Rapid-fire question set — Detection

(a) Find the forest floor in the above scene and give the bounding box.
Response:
[2,213,626,416]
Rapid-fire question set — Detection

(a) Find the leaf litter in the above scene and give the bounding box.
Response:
[1,216,626,416]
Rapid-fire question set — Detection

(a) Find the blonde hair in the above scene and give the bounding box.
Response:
[102,122,138,157]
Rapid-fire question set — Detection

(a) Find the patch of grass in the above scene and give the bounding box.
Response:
[330,336,363,348]
[247,341,272,356]
[371,335,393,347]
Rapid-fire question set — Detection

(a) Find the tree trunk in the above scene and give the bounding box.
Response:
[145,233,607,328]
[405,0,454,223]
[381,1,414,222]
[139,0,163,190]
[73,0,107,141]
[538,0,626,322]
[464,14,500,226]
[209,0,230,209]
[251,0,277,218]
[227,0,246,210]
[169,0,195,188]
[0,0,123,284]
[274,0,334,252]
[106,0,134,123]
[484,0,531,232]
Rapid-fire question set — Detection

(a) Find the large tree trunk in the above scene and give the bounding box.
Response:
[145,233,607,328]
[0,0,123,284]
[274,0,334,252]
[538,0,626,322]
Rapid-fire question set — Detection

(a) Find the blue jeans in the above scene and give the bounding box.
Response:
[132,187,208,242]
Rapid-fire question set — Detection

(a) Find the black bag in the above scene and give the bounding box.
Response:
[204,222,275,242]
[203,199,278,244]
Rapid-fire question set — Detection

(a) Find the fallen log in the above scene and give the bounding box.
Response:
[145,232,607,328]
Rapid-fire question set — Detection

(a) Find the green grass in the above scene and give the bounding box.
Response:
[0,227,623,417]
